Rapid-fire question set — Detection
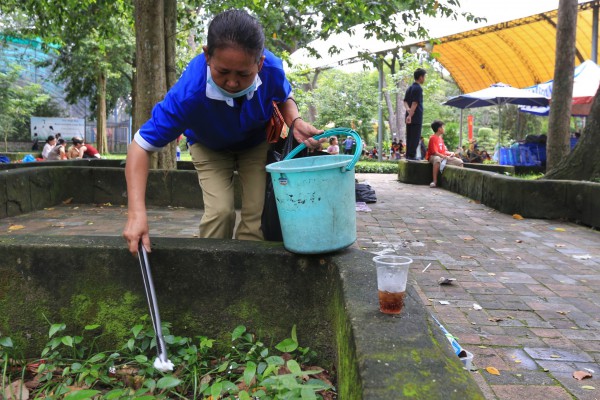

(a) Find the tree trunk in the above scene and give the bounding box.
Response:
[96,70,108,154]
[544,86,600,181]
[382,73,398,139]
[156,0,177,170]
[301,70,320,123]
[134,0,167,169]
[546,0,578,170]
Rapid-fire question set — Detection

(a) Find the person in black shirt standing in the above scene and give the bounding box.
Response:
[403,68,426,160]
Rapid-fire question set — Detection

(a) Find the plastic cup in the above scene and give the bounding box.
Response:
[374,255,413,315]
[460,350,474,370]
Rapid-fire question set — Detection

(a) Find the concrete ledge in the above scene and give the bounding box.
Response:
[0,166,241,216]
[438,167,600,227]
[0,236,483,400]
[397,160,432,184]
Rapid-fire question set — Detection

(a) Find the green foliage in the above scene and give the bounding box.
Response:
[1,0,135,118]
[0,323,333,399]
[355,160,398,174]
[199,0,482,61]
[0,64,50,148]
[304,69,379,140]
[476,127,496,150]
[442,122,459,151]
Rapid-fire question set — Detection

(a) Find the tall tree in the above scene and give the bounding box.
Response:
[545,86,600,181]
[546,0,578,170]
[133,0,177,170]
[0,0,135,154]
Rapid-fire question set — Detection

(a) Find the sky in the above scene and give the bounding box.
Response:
[289,0,572,70]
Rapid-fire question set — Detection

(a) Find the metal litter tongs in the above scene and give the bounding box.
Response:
[137,241,174,372]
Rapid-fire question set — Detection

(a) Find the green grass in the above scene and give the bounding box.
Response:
[103,152,193,161]
[515,172,544,180]
[105,153,400,173]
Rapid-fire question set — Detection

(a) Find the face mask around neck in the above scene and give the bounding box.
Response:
[207,67,257,99]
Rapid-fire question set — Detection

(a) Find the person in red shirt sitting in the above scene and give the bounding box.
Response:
[425,120,463,188]
[70,137,102,159]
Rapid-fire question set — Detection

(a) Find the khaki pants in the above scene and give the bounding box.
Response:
[429,155,464,167]
[189,141,269,240]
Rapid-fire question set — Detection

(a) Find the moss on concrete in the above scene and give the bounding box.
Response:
[0,236,484,399]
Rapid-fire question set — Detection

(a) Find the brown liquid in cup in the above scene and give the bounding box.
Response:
[378,290,406,314]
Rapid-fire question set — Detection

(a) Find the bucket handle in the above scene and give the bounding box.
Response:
[283,128,363,171]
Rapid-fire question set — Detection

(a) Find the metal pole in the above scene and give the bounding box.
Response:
[459,109,464,148]
[377,58,383,162]
[593,4,599,63]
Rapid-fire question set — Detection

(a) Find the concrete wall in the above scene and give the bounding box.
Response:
[397,160,600,228]
[0,236,483,400]
[0,163,245,217]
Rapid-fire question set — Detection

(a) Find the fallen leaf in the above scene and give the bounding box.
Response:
[439,300,450,305]
[584,368,595,374]
[485,366,500,375]
[8,225,25,231]
[552,227,566,232]
[62,197,73,204]
[43,207,55,211]
[488,317,504,322]
[550,354,562,358]
[513,214,524,220]
[573,255,592,260]
[581,385,595,390]
[573,370,592,381]
[488,273,496,276]
[514,360,522,363]
[103,202,112,206]
[2,379,30,400]
[515,239,523,243]
[461,255,473,259]
[473,304,483,310]
[478,345,488,349]
[463,236,475,241]
[557,311,569,315]
[555,244,566,248]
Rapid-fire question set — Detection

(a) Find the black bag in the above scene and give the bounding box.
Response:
[355,183,377,203]
[261,121,308,241]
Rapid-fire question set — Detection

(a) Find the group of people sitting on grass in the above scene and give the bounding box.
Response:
[40,135,101,161]
[454,141,491,164]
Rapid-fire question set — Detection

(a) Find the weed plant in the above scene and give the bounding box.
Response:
[0,322,334,399]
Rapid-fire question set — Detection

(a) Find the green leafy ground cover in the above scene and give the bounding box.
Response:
[0,323,335,400]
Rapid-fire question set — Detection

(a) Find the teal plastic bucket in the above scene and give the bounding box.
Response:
[265,128,362,254]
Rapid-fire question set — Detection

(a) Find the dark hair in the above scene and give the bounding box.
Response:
[414,68,427,81]
[72,138,84,145]
[206,9,265,62]
[329,136,337,144]
[57,139,65,145]
[431,120,444,132]
[46,135,55,142]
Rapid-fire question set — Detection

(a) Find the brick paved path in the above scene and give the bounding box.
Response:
[1,173,599,399]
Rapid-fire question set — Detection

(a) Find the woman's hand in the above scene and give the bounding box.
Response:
[292,119,325,150]
[123,211,150,256]
[123,141,151,256]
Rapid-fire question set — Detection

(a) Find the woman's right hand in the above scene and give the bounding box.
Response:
[123,211,150,256]
[123,141,152,256]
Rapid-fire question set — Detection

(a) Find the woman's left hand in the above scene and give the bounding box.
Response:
[293,119,325,150]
